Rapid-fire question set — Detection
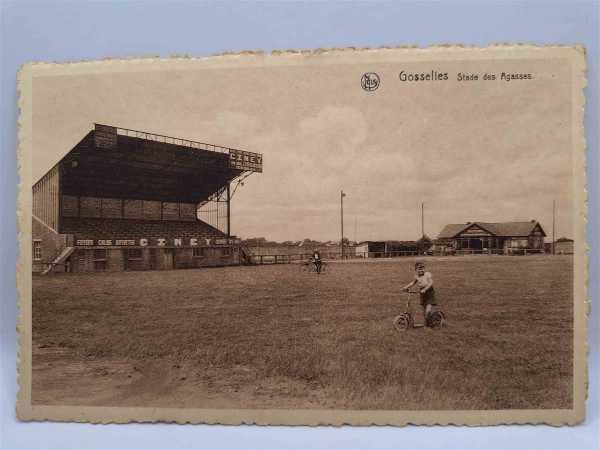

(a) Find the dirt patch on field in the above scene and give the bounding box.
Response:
[32,255,573,409]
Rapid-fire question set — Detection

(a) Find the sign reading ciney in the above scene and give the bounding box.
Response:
[229,149,263,172]
[76,238,242,247]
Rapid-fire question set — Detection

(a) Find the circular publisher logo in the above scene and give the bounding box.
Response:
[361,72,380,92]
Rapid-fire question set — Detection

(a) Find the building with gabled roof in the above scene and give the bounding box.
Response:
[436,220,546,254]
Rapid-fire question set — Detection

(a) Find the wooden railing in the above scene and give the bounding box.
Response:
[247,250,420,264]
[451,248,545,256]
[246,248,549,264]
[113,125,231,154]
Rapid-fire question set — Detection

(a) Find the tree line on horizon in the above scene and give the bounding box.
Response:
[241,235,435,251]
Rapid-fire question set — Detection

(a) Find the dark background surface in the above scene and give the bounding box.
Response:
[1,1,598,449]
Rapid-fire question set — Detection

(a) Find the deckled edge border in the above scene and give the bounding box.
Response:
[15,44,589,426]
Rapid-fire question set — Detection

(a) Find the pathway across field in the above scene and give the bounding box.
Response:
[32,255,573,410]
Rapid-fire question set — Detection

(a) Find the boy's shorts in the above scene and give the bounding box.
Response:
[420,287,437,306]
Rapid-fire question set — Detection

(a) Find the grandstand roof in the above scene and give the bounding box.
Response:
[56,124,262,204]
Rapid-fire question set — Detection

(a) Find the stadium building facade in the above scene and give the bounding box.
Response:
[32,124,262,273]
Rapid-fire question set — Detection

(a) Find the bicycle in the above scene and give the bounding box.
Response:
[301,259,327,274]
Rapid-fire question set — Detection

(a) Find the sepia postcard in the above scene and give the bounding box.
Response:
[17,45,587,425]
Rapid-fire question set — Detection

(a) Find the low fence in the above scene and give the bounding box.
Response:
[453,248,545,256]
[247,248,549,265]
[248,250,420,264]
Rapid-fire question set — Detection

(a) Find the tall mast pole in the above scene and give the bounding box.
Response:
[552,200,556,255]
[340,191,345,259]
[421,202,424,238]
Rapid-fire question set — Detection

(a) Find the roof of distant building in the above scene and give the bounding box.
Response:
[438,221,545,239]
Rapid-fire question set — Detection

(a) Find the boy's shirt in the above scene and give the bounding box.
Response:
[415,272,433,291]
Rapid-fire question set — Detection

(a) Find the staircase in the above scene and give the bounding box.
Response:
[42,246,75,275]
[239,245,255,265]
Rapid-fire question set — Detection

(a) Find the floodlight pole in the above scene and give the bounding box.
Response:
[421,202,425,238]
[552,199,556,255]
[340,190,345,259]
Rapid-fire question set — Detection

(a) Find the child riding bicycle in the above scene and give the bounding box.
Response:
[402,261,436,326]
[310,250,323,274]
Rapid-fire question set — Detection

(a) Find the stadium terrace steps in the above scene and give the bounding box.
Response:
[60,217,226,242]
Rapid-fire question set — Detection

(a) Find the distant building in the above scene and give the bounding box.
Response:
[388,240,419,255]
[355,241,383,257]
[554,238,574,254]
[436,221,546,254]
[355,241,418,257]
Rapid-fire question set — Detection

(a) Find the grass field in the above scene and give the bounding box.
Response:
[32,255,573,410]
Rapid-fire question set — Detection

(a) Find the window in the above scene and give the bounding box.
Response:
[511,238,528,248]
[33,241,42,261]
[93,249,107,271]
[127,248,143,260]
[93,249,107,260]
[193,247,207,258]
[222,247,231,257]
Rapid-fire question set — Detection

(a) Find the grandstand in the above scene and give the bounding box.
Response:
[32,124,262,273]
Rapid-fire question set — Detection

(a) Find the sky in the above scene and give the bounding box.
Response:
[32,54,574,242]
